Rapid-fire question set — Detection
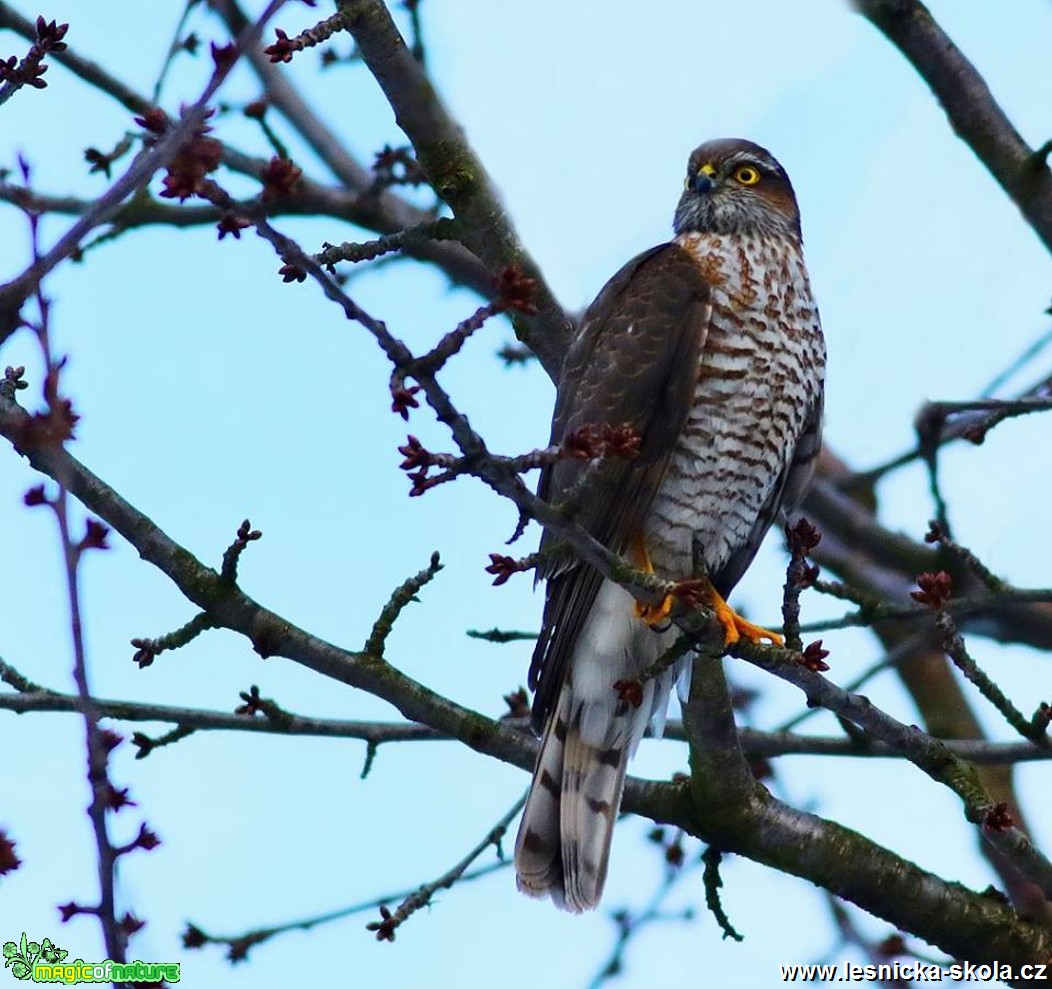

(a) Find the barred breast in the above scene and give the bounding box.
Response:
[645,232,825,582]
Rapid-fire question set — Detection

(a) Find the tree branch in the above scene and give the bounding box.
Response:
[0,6,495,300]
[207,0,374,190]
[4,677,1050,765]
[0,2,152,115]
[339,0,569,375]
[675,654,1052,979]
[4,382,1050,969]
[854,0,1052,253]
[0,0,290,342]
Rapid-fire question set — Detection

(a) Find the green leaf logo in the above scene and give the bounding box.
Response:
[2,933,69,981]
[38,938,65,965]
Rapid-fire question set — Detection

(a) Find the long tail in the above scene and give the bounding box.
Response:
[513,687,628,913]
[514,577,693,910]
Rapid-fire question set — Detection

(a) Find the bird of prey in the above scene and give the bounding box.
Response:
[514,138,826,912]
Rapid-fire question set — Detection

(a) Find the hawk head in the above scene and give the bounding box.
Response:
[673,138,801,241]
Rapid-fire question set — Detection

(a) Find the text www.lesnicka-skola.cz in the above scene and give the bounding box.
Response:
[779,961,1048,982]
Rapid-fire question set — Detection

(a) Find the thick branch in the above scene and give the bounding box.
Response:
[855,0,1052,253]
[675,654,1051,980]
[339,0,569,375]
[702,791,1050,983]
[3,390,1049,969]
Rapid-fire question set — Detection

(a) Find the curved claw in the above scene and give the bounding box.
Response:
[632,572,783,646]
[711,599,783,646]
[634,594,673,628]
[628,536,782,645]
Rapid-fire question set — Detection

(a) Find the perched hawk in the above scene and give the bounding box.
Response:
[514,139,825,912]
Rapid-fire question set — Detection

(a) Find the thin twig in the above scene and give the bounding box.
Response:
[980,325,1052,398]
[314,218,456,268]
[781,519,821,652]
[0,654,42,692]
[364,793,526,941]
[3,684,1050,764]
[184,859,511,962]
[843,377,1052,490]
[702,846,743,942]
[0,15,69,108]
[0,2,151,113]
[0,686,445,742]
[915,408,952,535]
[402,0,426,65]
[208,0,373,190]
[796,586,1052,636]
[934,610,1042,743]
[0,0,291,344]
[151,0,198,103]
[21,207,127,962]
[364,551,443,658]
[219,519,263,584]
[924,520,1010,594]
[130,612,217,669]
[587,847,699,989]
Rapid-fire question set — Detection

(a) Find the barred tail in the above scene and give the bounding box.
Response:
[514,688,628,913]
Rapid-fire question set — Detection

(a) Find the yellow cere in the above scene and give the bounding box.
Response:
[687,161,718,189]
[734,165,760,186]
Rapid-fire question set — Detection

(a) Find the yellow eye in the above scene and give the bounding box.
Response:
[734,165,760,186]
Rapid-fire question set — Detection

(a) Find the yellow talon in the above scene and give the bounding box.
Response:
[628,533,783,646]
[629,535,675,626]
[635,593,674,627]
[710,594,784,647]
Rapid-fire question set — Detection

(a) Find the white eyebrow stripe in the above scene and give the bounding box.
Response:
[725,152,771,171]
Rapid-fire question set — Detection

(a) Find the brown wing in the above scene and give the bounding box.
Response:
[529,244,712,731]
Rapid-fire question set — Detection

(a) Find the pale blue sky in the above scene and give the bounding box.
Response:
[2,2,1050,987]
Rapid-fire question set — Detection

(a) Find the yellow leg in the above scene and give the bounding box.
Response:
[703,581,784,647]
[630,535,674,627]
[629,535,783,645]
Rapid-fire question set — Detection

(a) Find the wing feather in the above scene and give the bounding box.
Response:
[530,244,711,731]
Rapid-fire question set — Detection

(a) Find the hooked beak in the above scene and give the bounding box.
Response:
[690,163,718,195]
[692,172,715,195]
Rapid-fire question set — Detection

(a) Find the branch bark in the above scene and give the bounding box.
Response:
[675,656,1052,981]
[6,373,1051,969]
[339,0,570,376]
[2,0,1050,969]
[854,0,1052,253]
